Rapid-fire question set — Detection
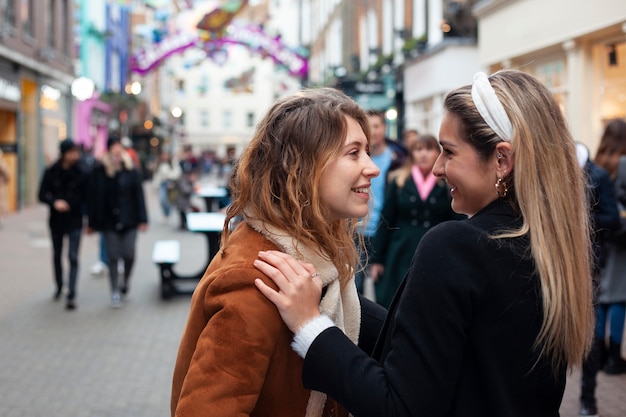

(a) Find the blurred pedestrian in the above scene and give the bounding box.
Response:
[593,118,626,375]
[175,169,197,230]
[402,128,419,149]
[255,70,594,417]
[0,149,9,226]
[576,142,620,416]
[38,139,88,310]
[152,151,181,222]
[77,143,109,277]
[179,144,198,174]
[370,134,461,308]
[171,88,385,417]
[87,136,148,308]
[353,110,406,295]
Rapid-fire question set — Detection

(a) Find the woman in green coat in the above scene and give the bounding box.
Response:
[370,134,461,308]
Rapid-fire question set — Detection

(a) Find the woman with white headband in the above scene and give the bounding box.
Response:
[254,70,594,417]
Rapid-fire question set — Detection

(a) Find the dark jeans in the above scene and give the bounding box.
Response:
[51,228,82,300]
[104,228,138,293]
[99,232,108,264]
[596,302,626,343]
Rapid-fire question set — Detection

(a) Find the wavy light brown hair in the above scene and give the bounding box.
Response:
[222,88,371,287]
[444,70,593,371]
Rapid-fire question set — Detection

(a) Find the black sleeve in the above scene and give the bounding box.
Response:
[86,168,101,229]
[594,167,620,231]
[134,171,148,224]
[370,179,399,264]
[357,294,387,356]
[302,222,487,417]
[37,168,54,206]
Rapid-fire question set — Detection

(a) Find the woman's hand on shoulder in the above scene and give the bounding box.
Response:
[254,250,322,333]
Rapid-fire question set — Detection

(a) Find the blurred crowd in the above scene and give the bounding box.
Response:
[36,137,238,310]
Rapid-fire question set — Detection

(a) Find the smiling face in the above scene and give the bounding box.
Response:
[319,116,380,220]
[433,111,500,216]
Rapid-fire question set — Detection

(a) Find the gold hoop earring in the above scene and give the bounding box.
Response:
[495,177,508,198]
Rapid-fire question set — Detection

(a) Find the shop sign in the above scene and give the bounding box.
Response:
[0,77,20,102]
[354,81,385,94]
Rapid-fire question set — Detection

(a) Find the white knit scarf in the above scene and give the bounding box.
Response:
[245,215,361,417]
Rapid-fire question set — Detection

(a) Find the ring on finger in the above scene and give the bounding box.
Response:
[311,272,320,279]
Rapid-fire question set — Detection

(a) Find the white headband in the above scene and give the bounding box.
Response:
[471,72,513,142]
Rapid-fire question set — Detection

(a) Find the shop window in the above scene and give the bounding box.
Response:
[534,61,565,89]
[197,75,210,96]
[598,41,626,121]
[61,0,69,56]
[223,110,232,129]
[20,0,33,37]
[2,0,16,27]
[46,0,56,48]
[200,109,209,127]
[442,0,477,39]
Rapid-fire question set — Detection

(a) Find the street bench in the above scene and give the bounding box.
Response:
[152,240,186,299]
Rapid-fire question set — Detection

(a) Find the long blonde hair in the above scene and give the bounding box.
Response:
[444,70,593,370]
[223,88,370,287]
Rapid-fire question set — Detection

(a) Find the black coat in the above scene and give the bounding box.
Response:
[584,160,620,273]
[38,161,88,232]
[87,159,148,232]
[371,176,460,308]
[302,199,565,417]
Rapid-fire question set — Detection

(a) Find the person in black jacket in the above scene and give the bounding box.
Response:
[576,142,620,416]
[38,138,88,310]
[87,136,148,308]
[254,70,595,417]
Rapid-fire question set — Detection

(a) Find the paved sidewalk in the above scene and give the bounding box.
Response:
[0,185,625,417]
[0,187,208,417]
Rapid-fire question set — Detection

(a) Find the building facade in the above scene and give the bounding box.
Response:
[474,0,626,154]
[0,0,75,210]
[301,0,480,140]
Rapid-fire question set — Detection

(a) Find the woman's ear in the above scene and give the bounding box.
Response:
[495,142,514,176]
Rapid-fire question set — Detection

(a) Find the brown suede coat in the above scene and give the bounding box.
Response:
[171,222,347,417]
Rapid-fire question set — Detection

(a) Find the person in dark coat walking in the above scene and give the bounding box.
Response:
[255,70,594,417]
[370,134,461,308]
[576,142,620,416]
[38,138,88,310]
[87,137,148,308]
[593,119,626,376]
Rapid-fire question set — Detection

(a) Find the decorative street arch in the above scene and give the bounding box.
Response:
[130,23,308,78]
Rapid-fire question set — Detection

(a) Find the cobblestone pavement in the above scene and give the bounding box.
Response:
[0,187,207,417]
[0,185,624,417]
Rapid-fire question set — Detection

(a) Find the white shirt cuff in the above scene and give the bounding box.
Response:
[291,314,335,358]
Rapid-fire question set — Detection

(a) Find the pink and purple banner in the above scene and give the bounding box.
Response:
[130,24,308,79]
